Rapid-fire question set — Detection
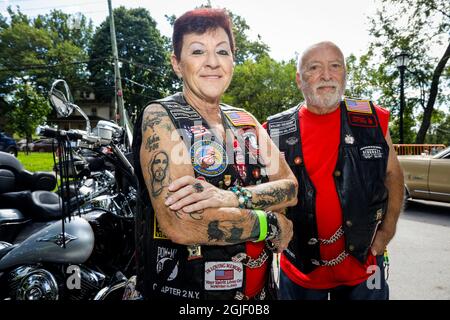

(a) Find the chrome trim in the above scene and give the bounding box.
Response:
[36,232,78,248]
[93,281,127,300]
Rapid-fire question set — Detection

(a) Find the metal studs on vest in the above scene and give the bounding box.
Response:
[311,259,320,266]
[294,156,302,166]
[348,244,355,252]
[334,170,341,177]
[346,220,353,227]
[308,238,318,245]
[252,168,260,179]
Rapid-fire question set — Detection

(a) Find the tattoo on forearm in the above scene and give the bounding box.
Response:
[189,209,204,220]
[145,134,160,152]
[227,226,243,243]
[252,181,297,209]
[250,211,260,240]
[207,212,259,244]
[148,151,170,197]
[208,220,225,241]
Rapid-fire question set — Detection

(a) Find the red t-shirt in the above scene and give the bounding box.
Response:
[265,103,390,289]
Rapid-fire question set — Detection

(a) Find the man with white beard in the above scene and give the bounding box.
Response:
[265,41,404,300]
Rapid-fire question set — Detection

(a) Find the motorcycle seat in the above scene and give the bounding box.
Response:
[31,190,62,220]
[0,191,62,221]
[0,241,17,260]
[0,151,56,192]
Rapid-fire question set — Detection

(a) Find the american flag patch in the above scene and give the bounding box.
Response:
[345,99,372,114]
[224,111,256,127]
[215,269,234,280]
[190,125,210,137]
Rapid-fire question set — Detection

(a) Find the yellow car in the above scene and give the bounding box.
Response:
[398,146,450,203]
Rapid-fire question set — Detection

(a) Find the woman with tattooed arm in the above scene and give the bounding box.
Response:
[132,8,298,300]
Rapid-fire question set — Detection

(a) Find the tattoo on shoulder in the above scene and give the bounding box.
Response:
[142,110,168,132]
[148,151,170,197]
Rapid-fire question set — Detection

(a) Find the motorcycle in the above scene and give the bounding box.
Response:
[0,79,136,300]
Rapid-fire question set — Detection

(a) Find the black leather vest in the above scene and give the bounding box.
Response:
[132,93,270,299]
[267,99,389,274]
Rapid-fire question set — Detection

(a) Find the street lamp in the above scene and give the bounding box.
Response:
[395,52,409,144]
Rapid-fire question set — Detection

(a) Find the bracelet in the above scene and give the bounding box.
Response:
[229,185,253,209]
[253,210,268,242]
[265,211,280,241]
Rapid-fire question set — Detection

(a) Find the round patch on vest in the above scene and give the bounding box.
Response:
[191,140,228,177]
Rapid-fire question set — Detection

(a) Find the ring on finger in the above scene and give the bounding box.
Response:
[193,182,204,193]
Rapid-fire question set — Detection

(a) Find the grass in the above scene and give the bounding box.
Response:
[17,151,55,172]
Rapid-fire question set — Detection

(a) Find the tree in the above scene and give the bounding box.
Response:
[229,13,270,65]
[0,8,93,96]
[368,0,450,143]
[345,53,417,142]
[5,84,52,147]
[223,56,303,123]
[89,7,174,117]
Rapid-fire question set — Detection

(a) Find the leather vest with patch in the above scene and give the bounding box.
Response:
[267,99,389,274]
[132,93,270,299]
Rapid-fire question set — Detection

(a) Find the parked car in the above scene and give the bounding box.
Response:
[399,146,450,203]
[0,131,18,156]
[32,138,57,152]
[17,138,35,152]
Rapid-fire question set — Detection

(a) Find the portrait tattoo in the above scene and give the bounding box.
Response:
[149,151,170,197]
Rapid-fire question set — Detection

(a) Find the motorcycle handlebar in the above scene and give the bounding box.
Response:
[37,126,83,141]
[37,125,110,145]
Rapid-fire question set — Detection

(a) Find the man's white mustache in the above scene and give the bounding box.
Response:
[314,81,340,90]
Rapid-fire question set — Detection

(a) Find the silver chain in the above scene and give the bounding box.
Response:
[319,225,344,245]
[314,250,349,267]
[232,250,269,269]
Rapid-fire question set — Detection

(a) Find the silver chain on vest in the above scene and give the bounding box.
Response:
[318,251,349,267]
[232,250,269,269]
[319,225,344,245]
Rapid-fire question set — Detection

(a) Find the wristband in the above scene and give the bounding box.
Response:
[253,210,268,242]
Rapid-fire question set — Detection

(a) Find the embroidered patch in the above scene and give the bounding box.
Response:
[345,99,372,114]
[168,104,201,121]
[224,111,256,127]
[204,261,244,291]
[153,218,168,239]
[156,246,179,281]
[360,145,384,160]
[286,136,299,146]
[268,118,297,137]
[348,113,377,127]
[191,140,228,177]
[189,125,211,138]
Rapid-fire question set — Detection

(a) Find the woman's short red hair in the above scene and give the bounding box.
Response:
[172,8,235,59]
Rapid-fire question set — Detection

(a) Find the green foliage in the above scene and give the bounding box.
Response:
[0,8,93,97]
[223,56,303,123]
[228,13,270,65]
[5,84,52,140]
[89,6,174,117]
[366,0,450,143]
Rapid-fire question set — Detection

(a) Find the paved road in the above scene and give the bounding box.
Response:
[388,199,450,300]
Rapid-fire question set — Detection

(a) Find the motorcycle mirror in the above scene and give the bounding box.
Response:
[49,79,91,134]
[49,79,74,118]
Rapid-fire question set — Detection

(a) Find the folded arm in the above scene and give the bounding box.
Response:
[140,104,292,248]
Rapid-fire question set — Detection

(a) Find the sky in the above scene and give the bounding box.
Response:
[0,0,383,62]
